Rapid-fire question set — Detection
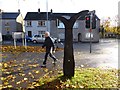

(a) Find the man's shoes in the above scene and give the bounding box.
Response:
[41,64,46,68]
[52,59,58,64]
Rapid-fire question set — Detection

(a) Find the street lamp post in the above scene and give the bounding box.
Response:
[46,0,48,31]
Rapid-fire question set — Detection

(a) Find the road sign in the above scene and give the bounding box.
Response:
[12,32,27,49]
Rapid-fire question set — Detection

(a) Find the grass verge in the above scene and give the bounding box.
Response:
[28,68,120,89]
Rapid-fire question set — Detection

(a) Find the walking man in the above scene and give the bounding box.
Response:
[41,31,57,67]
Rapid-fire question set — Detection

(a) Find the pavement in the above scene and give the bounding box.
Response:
[74,39,119,69]
[1,38,119,88]
[2,51,64,88]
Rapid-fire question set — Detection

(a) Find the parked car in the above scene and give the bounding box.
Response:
[26,36,32,42]
[16,36,32,42]
[32,35,45,43]
[32,35,60,44]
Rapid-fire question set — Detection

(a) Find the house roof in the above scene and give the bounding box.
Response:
[24,11,100,21]
[1,12,20,19]
[24,12,49,20]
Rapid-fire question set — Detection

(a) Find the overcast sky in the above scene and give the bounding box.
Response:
[0,0,119,19]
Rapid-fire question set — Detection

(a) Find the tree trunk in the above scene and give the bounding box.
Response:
[63,27,75,77]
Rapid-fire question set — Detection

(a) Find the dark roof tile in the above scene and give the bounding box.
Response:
[2,12,19,19]
[24,11,100,20]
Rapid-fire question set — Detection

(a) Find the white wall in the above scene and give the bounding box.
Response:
[78,20,100,42]
[2,19,17,35]
[25,20,50,36]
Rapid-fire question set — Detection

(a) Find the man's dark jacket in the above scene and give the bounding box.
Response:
[42,36,55,53]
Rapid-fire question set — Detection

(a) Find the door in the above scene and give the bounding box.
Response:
[28,31,32,37]
[78,33,81,42]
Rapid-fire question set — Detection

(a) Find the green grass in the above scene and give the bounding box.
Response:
[64,68,118,88]
[28,68,119,89]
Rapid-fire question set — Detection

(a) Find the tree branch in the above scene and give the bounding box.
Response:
[70,10,89,26]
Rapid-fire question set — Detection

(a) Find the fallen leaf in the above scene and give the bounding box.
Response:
[66,84,69,87]
[79,85,84,88]
[28,72,32,75]
[3,63,8,68]
[7,85,13,88]
[35,70,40,74]
[16,81,21,85]
[0,77,5,81]
[5,71,11,75]
[19,73,25,76]
[81,64,84,67]
[43,68,48,72]
[24,78,28,81]
[33,83,40,87]
[0,63,2,67]
[71,85,77,88]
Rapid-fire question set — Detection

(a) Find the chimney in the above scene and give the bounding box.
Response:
[18,9,20,13]
[38,8,40,13]
[50,9,53,14]
[0,9,3,13]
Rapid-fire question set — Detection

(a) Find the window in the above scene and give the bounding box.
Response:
[27,21,32,26]
[5,27,10,31]
[38,31,45,35]
[38,21,46,26]
[57,21,78,29]
[85,33,93,39]
[73,22,78,28]
[5,22,9,26]
[38,31,45,37]
[58,22,65,28]
[42,34,44,38]
[34,35,40,37]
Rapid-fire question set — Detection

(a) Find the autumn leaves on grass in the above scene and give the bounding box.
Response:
[1,45,63,53]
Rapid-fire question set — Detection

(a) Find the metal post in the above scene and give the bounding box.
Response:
[24,34,27,49]
[14,38,16,49]
[90,25,92,53]
[22,33,24,46]
[89,11,94,53]
[13,33,16,49]
[46,0,48,31]
[56,19,59,48]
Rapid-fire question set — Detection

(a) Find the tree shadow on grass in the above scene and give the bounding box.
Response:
[29,75,71,90]
[1,75,68,90]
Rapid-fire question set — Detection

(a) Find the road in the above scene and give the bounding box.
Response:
[2,38,119,69]
[73,38,119,69]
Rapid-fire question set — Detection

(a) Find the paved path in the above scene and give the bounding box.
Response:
[2,51,63,88]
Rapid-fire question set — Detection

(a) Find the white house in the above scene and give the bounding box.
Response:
[24,9,100,42]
